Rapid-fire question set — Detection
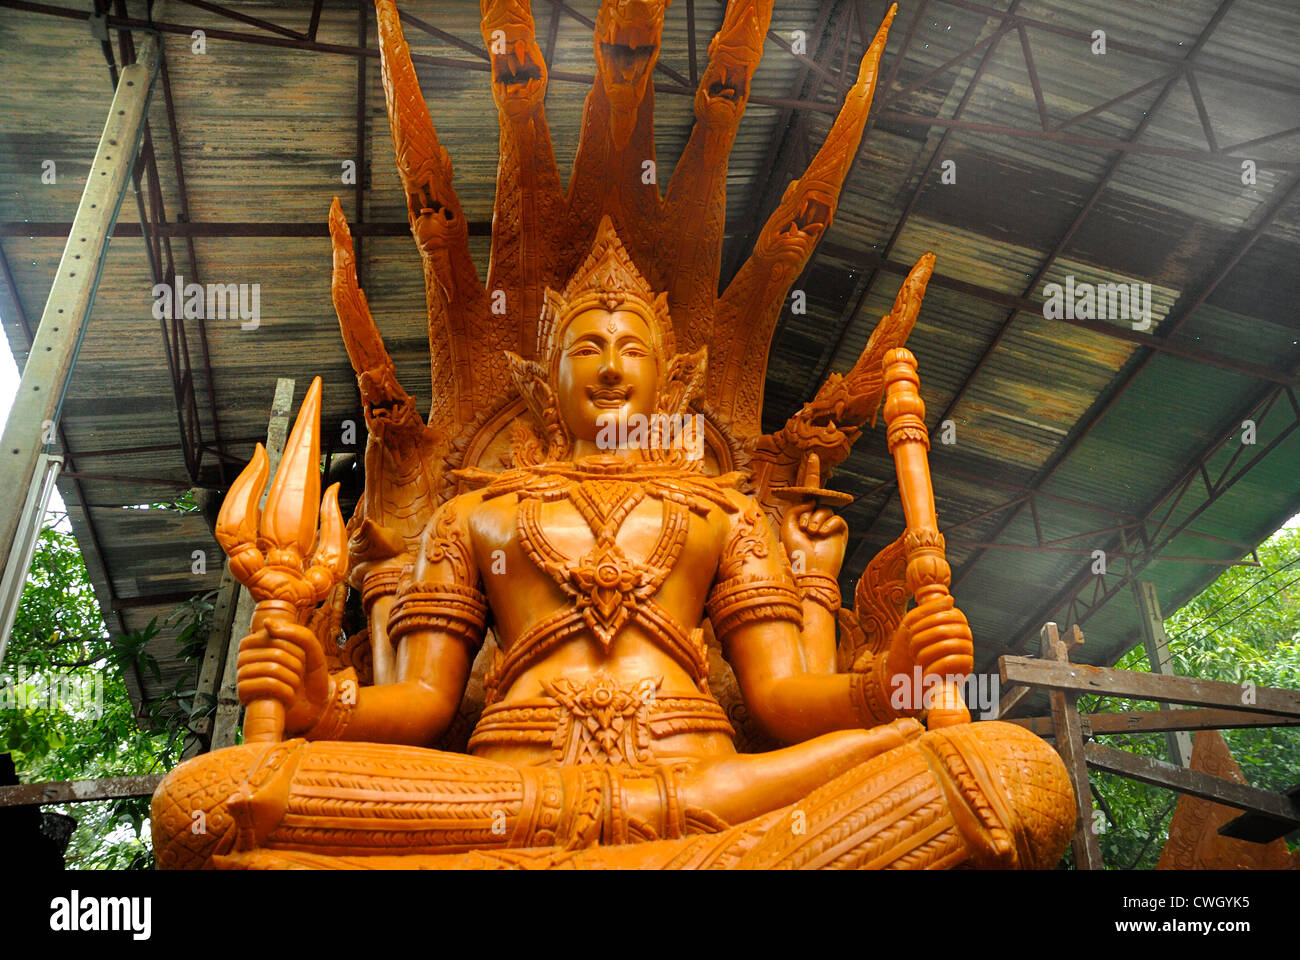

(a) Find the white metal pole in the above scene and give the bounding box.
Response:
[0,35,161,575]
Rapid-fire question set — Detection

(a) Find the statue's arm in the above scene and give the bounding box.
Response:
[778,501,846,673]
[712,494,915,743]
[302,496,484,746]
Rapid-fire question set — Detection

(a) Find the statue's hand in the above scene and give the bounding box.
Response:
[780,502,848,577]
[884,594,973,728]
[901,594,974,678]
[236,618,331,736]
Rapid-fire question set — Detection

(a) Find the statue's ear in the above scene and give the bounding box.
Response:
[505,350,570,460]
[506,350,551,419]
[659,347,707,416]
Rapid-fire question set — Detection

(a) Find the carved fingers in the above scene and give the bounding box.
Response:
[780,502,848,577]
[902,594,975,678]
[236,618,329,733]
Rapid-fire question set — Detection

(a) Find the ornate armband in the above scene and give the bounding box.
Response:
[849,652,912,728]
[304,667,359,741]
[705,575,803,641]
[387,578,488,652]
[361,565,403,614]
[795,571,841,614]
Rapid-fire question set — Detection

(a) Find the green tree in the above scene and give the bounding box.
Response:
[1065,524,1300,869]
[0,520,210,868]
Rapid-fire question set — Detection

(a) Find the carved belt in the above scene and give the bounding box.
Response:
[468,672,734,767]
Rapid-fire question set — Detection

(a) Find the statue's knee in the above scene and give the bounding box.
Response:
[918,721,1076,869]
[151,742,293,869]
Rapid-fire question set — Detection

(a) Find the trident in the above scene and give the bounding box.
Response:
[215,377,348,744]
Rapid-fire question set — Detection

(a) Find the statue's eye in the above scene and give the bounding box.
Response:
[568,344,600,357]
[622,345,648,358]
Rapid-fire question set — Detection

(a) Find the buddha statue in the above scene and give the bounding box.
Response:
[151,215,1074,869]
[150,0,1076,869]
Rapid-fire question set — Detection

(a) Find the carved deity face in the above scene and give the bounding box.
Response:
[554,307,659,443]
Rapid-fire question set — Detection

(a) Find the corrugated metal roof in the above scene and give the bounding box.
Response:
[1,0,1298,717]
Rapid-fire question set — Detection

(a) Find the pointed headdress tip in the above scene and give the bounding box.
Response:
[537,213,675,364]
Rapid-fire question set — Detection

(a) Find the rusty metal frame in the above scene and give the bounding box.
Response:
[846,0,1282,577]
[991,379,1300,671]
[949,171,1300,596]
[109,14,208,485]
[5,1,1295,168]
[810,3,1021,394]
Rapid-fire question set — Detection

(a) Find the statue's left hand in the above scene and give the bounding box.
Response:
[780,502,848,577]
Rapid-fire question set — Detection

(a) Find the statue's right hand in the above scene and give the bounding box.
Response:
[236,618,330,735]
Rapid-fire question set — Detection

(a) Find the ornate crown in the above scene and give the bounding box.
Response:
[507,215,706,462]
[536,213,676,373]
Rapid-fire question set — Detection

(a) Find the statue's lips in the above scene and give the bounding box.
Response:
[588,386,632,408]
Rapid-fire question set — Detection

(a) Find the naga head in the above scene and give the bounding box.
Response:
[481,0,548,120]
[756,176,836,269]
[695,0,764,122]
[509,215,704,458]
[594,0,670,149]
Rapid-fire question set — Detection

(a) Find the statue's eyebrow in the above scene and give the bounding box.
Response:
[615,333,649,348]
[566,332,607,349]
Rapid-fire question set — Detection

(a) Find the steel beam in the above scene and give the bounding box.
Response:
[0,35,159,579]
[171,0,307,41]
[998,357,1300,664]
[1132,579,1194,766]
[934,0,1300,97]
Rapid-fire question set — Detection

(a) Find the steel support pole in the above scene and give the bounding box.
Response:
[1133,579,1194,766]
[0,35,160,572]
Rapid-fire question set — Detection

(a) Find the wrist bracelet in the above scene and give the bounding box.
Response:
[849,653,909,727]
[795,572,841,614]
[304,667,359,741]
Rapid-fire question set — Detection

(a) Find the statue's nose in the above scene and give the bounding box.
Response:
[598,352,622,382]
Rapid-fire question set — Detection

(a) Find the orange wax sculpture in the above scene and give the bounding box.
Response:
[152,0,1075,869]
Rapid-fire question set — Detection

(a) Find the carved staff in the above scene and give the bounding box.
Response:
[881,348,970,727]
[216,378,348,743]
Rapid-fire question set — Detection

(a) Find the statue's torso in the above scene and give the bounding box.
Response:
[452,461,746,767]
